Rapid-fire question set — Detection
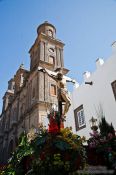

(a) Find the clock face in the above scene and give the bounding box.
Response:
[48,48,54,53]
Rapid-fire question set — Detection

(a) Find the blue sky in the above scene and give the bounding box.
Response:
[0,0,116,113]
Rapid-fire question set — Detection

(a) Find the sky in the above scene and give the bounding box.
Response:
[0,0,116,113]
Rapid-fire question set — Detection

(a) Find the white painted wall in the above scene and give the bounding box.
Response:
[66,42,116,139]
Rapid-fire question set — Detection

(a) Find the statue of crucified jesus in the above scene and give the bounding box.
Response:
[38,66,77,116]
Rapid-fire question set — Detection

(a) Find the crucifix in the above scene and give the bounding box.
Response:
[38,66,77,116]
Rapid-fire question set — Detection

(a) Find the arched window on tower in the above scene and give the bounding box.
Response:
[49,55,54,65]
[20,73,24,87]
[48,29,53,37]
[50,84,57,96]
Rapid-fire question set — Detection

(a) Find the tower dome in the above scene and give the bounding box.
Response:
[37,21,56,38]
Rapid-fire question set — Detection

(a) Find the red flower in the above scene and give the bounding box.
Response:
[64,154,70,161]
[40,152,45,160]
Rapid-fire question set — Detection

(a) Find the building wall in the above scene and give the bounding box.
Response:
[66,42,116,139]
[0,22,66,163]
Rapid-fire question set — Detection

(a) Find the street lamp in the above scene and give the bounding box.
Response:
[89,117,98,131]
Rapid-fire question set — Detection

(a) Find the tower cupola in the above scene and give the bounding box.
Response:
[37,21,56,38]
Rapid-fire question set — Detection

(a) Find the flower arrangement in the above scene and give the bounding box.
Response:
[87,117,116,169]
[2,112,86,175]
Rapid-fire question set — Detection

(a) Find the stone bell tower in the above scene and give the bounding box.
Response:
[29,21,65,72]
[28,21,69,125]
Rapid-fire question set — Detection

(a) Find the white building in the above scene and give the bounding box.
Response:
[66,41,116,139]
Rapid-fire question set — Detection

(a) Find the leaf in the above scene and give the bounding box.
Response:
[54,140,70,150]
[36,136,46,146]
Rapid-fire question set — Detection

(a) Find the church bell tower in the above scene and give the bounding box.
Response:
[28,21,69,124]
[29,21,65,72]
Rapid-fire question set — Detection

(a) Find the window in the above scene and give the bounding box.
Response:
[13,108,17,121]
[49,55,54,64]
[111,80,116,101]
[20,105,24,118]
[74,105,86,131]
[20,73,24,87]
[50,84,56,96]
[48,29,53,37]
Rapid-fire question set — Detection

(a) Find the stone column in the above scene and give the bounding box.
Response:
[40,41,45,61]
[60,48,64,67]
[56,47,61,67]
[54,46,57,69]
[45,42,48,62]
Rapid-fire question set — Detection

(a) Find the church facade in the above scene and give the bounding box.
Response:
[0,22,68,163]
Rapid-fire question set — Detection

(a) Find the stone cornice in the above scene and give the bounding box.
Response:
[29,33,65,54]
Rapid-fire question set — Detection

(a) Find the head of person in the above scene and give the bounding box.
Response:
[57,72,63,80]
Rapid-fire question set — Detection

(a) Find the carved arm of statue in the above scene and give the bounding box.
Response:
[38,66,58,79]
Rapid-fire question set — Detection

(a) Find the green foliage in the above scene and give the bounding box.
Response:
[99,117,115,136]
[54,139,70,150]
[11,132,34,163]
[2,132,34,175]
[31,127,86,174]
[88,117,116,168]
[2,127,86,175]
